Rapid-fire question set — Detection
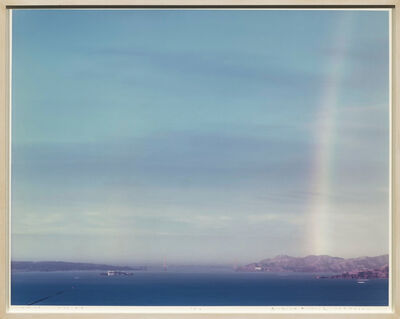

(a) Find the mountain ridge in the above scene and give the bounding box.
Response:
[238,254,389,273]
[11,261,146,272]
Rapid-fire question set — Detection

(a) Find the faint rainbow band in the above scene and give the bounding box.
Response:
[306,14,353,255]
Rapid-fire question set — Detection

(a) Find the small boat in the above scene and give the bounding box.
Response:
[357,279,368,284]
[100,270,134,276]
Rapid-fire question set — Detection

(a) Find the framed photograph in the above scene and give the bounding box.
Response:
[0,1,399,319]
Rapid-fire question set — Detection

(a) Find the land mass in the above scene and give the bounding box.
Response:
[237,254,389,275]
[11,261,147,272]
[12,254,389,278]
[320,265,389,280]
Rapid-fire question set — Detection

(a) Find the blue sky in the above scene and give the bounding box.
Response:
[11,9,389,265]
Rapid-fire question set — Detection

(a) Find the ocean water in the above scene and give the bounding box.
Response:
[11,270,388,306]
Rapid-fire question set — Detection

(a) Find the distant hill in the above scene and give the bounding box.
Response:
[237,254,389,273]
[327,265,389,279]
[11,261,146,272]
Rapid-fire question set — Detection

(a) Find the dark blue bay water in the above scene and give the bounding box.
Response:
[11,271,388,306]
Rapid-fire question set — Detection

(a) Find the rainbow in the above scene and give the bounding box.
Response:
[306,14,353,255]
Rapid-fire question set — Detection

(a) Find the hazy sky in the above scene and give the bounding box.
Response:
[11,9,389,265]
